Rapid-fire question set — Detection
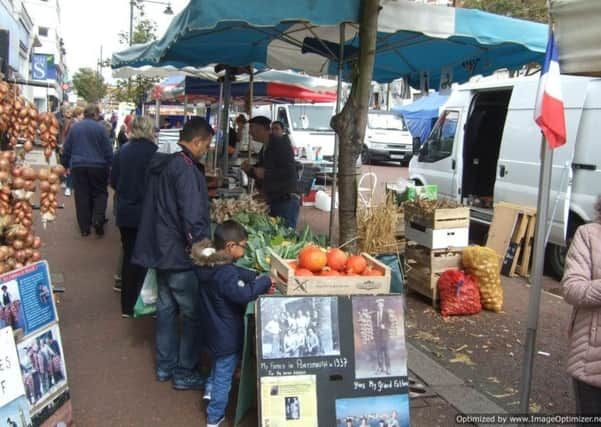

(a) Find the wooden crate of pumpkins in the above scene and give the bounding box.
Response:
[270,245,391,295]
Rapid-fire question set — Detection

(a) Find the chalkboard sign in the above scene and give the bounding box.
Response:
[256,295,410,427]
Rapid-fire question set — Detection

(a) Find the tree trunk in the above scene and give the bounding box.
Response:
[330,0,379,251]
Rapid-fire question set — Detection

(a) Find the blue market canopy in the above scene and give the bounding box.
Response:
[112,0,548,87]
[392,92,449,143]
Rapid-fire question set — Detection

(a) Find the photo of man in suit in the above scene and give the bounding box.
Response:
[372,298,391,375]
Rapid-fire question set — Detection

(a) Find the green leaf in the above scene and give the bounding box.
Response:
[270,234,284,247]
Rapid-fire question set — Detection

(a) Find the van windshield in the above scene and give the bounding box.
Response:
[368,113,407,131]
[288,105,334,132]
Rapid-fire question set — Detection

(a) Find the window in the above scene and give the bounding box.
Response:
[38,27,49,37]
[368,113,407,131]
[418,110,459,163]
[287,105,333,132]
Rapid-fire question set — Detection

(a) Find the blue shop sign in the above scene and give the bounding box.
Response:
[31,54,56,80]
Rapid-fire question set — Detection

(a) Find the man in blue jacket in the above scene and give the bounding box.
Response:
[132,117,213,390]
[62,104,113,236]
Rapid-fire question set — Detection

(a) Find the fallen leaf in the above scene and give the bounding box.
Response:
[453,344,468,353]
[487,392,516,399]
[530,402,541,413]
[449,353,475,366]
[412,331,440,343]
[487,377,501,384]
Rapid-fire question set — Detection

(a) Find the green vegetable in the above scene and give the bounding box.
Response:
[234,213,327,272]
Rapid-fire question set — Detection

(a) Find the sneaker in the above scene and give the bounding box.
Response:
[202,390,211,401]
[207,417,224,427]
[121,314,132,319]
[172,373,205,391]
[64,188,72,197]
[156,369,173,383]
[112,285,122,292]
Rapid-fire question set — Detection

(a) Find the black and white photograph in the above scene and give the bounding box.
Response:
[16,324,68,411]
[259,296,340,359]
[352,296,407,379]
[285,396,300,420]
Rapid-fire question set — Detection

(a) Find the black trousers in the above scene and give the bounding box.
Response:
[72,167,109,233]
[574,379,601,425]
[119,227,146,315]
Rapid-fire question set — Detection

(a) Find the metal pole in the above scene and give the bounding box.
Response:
[213,83,223,173]
[386,83,391,111]
[221,69,232,176]
[129,0,134,46]
[155,97,160,129]
[519,135,553,414]
[184,94,188,124]
[328,23,345,242]
[248,66,254,162]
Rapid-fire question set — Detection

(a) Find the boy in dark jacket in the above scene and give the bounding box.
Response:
[191,221,271,427]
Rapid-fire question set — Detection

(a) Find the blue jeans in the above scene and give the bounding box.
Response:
[206,353,239,424]
[155,269,202,377]
[269,197,300,229]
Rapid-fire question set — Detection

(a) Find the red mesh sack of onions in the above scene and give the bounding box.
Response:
[437,269,481,317]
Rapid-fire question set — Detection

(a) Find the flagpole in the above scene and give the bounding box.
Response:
[518,135,553,414]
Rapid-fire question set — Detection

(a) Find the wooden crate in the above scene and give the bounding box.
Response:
[270,250,391,295]
[404,205,470,230]
[404,243,463,306]
[405,223,469,249]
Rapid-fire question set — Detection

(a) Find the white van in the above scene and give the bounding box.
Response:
[408,75,601,276]
[363,110,414,165]
[253,103,336,158]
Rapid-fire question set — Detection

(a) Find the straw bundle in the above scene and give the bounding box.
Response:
[358,195,404,254]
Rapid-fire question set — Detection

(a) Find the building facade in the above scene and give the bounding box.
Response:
[23,0,67,111]
[0,0,39,92]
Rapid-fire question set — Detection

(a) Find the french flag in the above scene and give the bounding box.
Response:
[534,31,566,149]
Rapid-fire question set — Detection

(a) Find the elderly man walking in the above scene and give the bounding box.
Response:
[62,104,113,237]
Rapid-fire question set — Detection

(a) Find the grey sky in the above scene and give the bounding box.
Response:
[60,0,190,81]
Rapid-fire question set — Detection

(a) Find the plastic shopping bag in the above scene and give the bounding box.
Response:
[133,269,158,318]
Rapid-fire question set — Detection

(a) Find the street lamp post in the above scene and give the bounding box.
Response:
[129,0,173,46]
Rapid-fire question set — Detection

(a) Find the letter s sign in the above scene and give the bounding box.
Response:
[31,54,49,80]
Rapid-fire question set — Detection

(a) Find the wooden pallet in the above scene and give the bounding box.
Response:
[486,202,536,278]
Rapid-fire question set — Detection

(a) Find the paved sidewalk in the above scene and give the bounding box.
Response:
[38,192,485,426]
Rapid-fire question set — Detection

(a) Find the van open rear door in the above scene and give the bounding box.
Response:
[493,78,588,246]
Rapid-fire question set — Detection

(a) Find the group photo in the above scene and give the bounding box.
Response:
[260,296,340,359]
[336,395,410,427]
[16,325,67,409]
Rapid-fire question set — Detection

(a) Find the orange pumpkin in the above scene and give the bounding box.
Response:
[298,245,327,272]
[295,268,314,276]
[319,269,341,276]
[362,267,384,276]
[288,261,299,270]
[346,255,368,275]
[326,248,348,271]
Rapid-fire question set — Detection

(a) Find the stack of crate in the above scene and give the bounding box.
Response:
[404,204,470,306]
